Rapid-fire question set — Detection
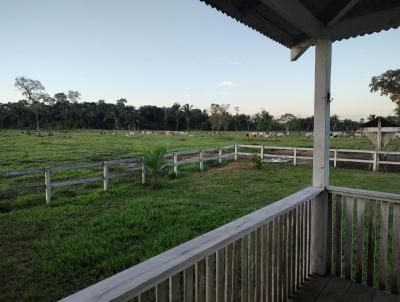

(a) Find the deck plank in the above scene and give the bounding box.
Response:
[290,275,330,302]
[372,291,400,302]
[343,282,376,302]
[315,276,352,302]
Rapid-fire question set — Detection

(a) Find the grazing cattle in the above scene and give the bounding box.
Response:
[305,132,313,138]
[276,132,284,138]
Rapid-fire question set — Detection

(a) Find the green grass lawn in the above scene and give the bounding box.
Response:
[1,130,399,171]
[1,160,400,302]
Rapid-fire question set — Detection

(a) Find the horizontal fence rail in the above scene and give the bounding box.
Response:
[60,186,322,302]
[0,145,237,204]
[236,144,400,171]
[327,186,400,295]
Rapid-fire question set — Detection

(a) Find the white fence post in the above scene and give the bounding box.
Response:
[173,153,178,176]
[218,148,222,164]
[373,150,378,172]
[103,161,109,191]
[333,149,337,168]
[141,159,146,185]
[200,151,204,171]
[293,148,297,166]
[260,145,264,160]
[44,168,51,205]
[234,144,238,161]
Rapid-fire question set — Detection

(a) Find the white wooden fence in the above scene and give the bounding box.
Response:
[2,144,399,205]
[236,144,400,171]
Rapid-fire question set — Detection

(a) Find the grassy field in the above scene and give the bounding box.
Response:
[1,130,400,171]
[1,130,400,301]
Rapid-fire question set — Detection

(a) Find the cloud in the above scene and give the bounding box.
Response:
[219,81,233,87]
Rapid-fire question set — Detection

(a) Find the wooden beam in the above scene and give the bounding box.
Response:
[260,0,325,38]
[290,40,314,61]
[327,0,360,26]
[330,6,400,41]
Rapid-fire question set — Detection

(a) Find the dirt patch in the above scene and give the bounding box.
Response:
[209,161,253,173]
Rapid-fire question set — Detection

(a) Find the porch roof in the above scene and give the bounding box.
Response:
[200,0,400,59]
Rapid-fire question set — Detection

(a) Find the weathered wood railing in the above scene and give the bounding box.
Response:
[60,186,322,302]
[327,186,400,294]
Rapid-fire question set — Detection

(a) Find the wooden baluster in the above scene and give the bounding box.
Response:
[261,226,267,302]
[216,249,225,302]
[379,201,389,290]
[139,289,152,302]
[267,223,273,302]
[241,236,249,302]
[288,212,293,298]
[248,232,256,302]
[170,273,181,302]
[206,254,216,302]
[196,259,206,302]
[256,229,261,302]
[367,200,376,287]
[291,209,297,295]
[156,280,169,302]
[184,266,195,302]
[283,213,288,301]
[225,244,233,302]
[345,196,353,280]
[233,240,241,302]
[391,204,400,295]
[335,195,343,277]
[356,198,365,283]
[274,219,279,301]
[326,195,333,275]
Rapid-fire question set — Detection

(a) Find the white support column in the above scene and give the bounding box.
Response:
[260,145,264,160]
[310,39,332,276]
[218,148,222,164]
[334,149,337,168]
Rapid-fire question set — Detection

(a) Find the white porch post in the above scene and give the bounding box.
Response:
[310,39,332,275]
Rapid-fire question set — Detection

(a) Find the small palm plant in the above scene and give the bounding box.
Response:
[144,147,168,189]
[251,154,263,169]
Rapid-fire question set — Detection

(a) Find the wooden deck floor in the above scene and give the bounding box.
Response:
[290,275,400,302]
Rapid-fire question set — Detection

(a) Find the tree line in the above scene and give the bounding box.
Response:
[0,76,398,132]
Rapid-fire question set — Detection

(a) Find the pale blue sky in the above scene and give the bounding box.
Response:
[0,0,399,119]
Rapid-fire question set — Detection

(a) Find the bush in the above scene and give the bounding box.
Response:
[144,147,168,189]
[250,154,263,169]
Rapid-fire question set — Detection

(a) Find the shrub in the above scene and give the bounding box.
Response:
[251,154,263,169]
[144,147,168,189]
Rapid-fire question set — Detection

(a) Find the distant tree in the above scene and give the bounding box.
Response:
[171,103,181,130]
[14,76,46,131]
[330,114,340,131]
[370,69,400,116]
[367,114,376,121]
[279,113,296,133]
[182,103,193,131]
[209,104,230,131]
[67,90,81,103]
[256,109,273,131]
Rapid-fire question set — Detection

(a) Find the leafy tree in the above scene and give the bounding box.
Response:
[209,104,230,131]
[14,76,46,131]
[370,69,400,116]
[279,113,296,133]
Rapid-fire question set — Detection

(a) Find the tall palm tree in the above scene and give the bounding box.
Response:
[171,103,181,130]
[182,103,193,131]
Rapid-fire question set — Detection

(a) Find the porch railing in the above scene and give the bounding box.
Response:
[327,186,400,294]
[60,186,322,302]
